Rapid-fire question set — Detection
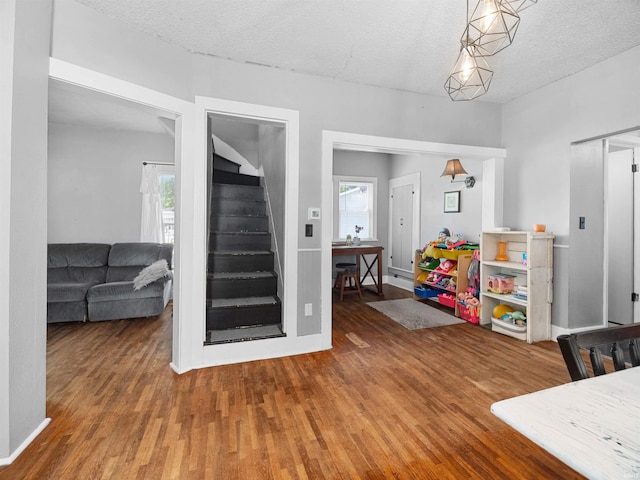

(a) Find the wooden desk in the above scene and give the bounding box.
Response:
[491,367,640,479]
[332,244,384,296]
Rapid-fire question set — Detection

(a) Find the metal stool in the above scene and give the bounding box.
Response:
[335,265,362,301]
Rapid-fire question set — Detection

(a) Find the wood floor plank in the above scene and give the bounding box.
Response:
[0,290,587,479]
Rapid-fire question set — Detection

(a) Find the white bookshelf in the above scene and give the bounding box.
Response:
[480,231,554,343]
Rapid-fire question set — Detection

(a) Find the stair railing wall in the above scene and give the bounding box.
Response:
[206,118,214,255]
[262,176,284,299]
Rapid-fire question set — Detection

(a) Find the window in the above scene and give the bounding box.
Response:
[157,165,175,244]
[333,175,377,241]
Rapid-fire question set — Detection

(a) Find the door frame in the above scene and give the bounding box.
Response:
[321,130,507,349]
[196,97,307,368]
[388,173,421,276]
[604,136,640,325]
[49,58,195,373]
[570,127,640,330]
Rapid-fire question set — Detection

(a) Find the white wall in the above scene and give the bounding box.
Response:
[51,0,193,101]
[48,123,174,243]
[258,125,286,300]
[1,0,50,463]
[390,154,484,244]
[502,45,640,330]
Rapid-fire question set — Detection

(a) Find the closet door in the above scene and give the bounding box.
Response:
[389,173,420,275]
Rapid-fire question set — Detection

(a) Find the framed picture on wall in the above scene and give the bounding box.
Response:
[444,191,460,213]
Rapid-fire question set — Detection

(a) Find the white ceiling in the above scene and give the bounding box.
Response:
[50,0,640,135]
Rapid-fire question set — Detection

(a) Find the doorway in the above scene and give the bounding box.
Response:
[320,130,507,349]
[49,58,193,372]
[607,135,640,325]
[570,128,640,328]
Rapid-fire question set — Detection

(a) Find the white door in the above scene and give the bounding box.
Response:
[605,141,640,325]
[606,148,634,324]
[389,173,420,276]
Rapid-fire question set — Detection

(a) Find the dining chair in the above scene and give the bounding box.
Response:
[557,323,640,381]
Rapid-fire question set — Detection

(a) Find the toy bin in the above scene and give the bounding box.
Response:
[414,286,438,299]
[458,302,480,324]
[491,317,527,341]
[487,274,515,294]
[437,293,456,308]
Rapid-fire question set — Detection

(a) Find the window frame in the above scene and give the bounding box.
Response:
[156,164,175,244]
[332,175,378,242]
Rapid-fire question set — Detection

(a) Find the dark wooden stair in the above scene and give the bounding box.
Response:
[206,158,282,336]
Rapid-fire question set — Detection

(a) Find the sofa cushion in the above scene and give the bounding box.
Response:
[48,243,110,284]
[87,281,164,303]
[48,243,111,268]
[106,243,173,282]
[48,266,108,285]
[48,282,96,303]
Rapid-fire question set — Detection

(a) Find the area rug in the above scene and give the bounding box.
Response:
[366,298,465,330]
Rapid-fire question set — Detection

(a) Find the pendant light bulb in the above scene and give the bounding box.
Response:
[480,0,499,33]
[461,49,473,82]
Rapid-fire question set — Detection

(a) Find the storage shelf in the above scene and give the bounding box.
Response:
[480,231,554,343]
[424,282,456,293]
[482,260,528,271]
[418,269,458,278]
[413,249,472,317]
[481,291,527,307]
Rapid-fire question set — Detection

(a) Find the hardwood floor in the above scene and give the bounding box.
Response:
[0,287,585,479]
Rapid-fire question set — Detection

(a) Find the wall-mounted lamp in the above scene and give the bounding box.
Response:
[440,158,476,188]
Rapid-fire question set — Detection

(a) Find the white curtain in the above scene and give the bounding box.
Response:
[140,164,164,242]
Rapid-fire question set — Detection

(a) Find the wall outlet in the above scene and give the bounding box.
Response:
[304,303,312,316]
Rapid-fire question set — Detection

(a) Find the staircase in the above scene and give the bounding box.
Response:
[206,155,283,343]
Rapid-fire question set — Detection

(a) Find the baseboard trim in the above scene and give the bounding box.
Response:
[386,276,413,291]
[0,417,51,466]
[551,323,608,342]
[169,362,192,375]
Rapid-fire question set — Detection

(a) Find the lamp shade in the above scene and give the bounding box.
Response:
[441,159,468,180]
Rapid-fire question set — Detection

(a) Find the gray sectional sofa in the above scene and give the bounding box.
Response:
[47,242,173,323]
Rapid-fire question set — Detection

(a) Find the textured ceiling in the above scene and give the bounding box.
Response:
[72,0,640,103]
[50,0,640,137]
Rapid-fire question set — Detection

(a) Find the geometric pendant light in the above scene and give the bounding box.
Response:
[501,0,538,13]
[444,0,535,101]
[444,44,494,101]
[461,0,520,57]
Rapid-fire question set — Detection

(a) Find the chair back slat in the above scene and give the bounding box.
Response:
[611,343,627,371]
[557,334,590,381]
[630,339,640,367]
[557,324,640,381]
[588,347,606,376]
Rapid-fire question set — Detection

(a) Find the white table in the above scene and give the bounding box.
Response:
[491,367,640,479]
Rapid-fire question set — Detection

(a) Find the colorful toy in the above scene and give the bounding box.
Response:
[438,260,456,272]
[492,304,515,319]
